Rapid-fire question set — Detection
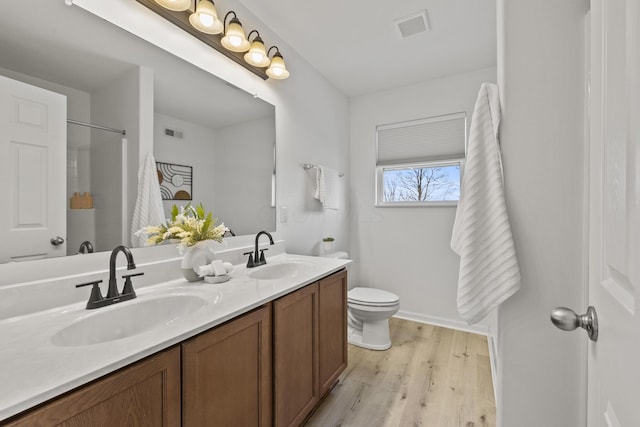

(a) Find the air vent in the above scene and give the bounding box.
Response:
[164,127,184,139]
[394,10,430,39]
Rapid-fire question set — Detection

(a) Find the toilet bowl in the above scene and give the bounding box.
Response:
[347,287,399,350]
[321,251,400,351]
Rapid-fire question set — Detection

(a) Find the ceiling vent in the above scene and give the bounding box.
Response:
[394,10,431,39]
[164,127,184,139]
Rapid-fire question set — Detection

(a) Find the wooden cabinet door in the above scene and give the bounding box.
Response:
[182,304,272,427]
[318,269,347,396]
[5,346,181,427]
[273,283,319,427]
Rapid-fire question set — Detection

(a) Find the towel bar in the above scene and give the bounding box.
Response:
[303,163,344,177]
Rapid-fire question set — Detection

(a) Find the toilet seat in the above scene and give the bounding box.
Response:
[348,287,399,307]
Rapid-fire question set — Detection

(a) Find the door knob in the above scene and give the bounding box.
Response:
[550,306,598,341]
[50,236,65,246]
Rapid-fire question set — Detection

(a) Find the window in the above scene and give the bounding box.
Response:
[375,112,466,206]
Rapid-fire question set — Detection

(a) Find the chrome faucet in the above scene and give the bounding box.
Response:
[76,245,143,309]
[245,231,275,268]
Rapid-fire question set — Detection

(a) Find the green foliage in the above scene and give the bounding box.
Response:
[137,202,228,248]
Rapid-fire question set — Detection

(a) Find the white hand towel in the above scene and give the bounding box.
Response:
[451,83,521,324]
[130,152,166,247]
[314,166,340,210]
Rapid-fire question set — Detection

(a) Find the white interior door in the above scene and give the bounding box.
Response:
[587,0,640,425]
[0,75,66,262]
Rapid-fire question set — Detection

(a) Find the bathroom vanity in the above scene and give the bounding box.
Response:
[0,252,349,427]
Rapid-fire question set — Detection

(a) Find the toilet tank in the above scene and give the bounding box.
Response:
[321,251,349,260]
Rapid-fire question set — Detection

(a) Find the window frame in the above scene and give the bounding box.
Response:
[374,112,467,208]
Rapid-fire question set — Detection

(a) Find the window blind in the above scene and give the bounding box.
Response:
[376,112,466,165]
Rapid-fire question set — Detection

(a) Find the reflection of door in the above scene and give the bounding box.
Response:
[0,75,66,262]
[587,1,640,425]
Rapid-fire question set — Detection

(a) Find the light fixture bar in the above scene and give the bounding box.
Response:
[136,0,269,80]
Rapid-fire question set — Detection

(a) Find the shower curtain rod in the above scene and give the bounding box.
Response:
[67,119,126,136]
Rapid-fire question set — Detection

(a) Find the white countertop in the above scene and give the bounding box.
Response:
[0,253,350,421]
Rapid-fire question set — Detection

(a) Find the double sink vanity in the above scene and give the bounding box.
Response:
[0,241,350,426]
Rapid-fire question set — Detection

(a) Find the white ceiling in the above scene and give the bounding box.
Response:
[238,0,497,96]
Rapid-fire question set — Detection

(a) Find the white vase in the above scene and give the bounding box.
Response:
[181,241,216,282]
[323,240,335,254]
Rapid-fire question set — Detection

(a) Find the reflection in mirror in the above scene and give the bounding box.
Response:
[0,1,275,264]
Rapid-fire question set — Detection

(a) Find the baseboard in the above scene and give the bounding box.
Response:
[394,310,490,336]
[487,334,498,404]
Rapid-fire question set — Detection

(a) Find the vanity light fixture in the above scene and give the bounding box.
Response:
[137,0,289,79]
[221,11,250,52]
[188,0,223,34]
[154,0,191,12]
[244,30,270,67]
[266,46,290,79]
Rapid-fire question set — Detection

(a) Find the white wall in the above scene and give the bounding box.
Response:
[153,113,276,236]
[350,67,496,333]
[496,0,587,426]
[215,116,276,236]
[154,112,219,216]
[91,67,153,252]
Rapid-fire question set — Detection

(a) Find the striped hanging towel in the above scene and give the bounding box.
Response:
[451,83,521,324]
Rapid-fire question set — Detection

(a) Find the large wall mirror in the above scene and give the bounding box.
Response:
[0,1,275,264]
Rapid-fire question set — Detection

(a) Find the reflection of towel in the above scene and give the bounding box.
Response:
[451,83,521,324]
[314,166,340,210]
[130,152,165,247]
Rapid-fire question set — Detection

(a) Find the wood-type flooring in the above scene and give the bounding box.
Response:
[305,318,495,427]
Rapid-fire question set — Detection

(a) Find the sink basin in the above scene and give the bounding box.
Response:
[248,261,315,281]
[51,294,207,347]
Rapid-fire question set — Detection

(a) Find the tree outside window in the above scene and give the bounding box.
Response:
[382,164,461,203]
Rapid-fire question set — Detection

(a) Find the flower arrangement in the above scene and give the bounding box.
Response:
[138,203,227,250]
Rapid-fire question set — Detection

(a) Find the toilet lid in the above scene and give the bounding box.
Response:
[348,287,399,306]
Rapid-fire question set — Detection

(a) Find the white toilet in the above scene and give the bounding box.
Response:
[322,251,400,351]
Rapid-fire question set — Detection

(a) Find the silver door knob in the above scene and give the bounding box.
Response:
[550,306,598,341]
[50,236,65,246]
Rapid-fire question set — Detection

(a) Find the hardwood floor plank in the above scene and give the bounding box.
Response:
[305,318,495,427]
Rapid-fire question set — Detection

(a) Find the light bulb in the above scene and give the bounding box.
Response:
[189,0,222,34]
[199,13,214,27]
[229,35,242,47]
[266,52,289,79]
[221,17,250,52]
[154,0,190,11]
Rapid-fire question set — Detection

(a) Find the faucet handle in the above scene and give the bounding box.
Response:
[76,280,104,309]
[122,272,143,296]
[243,251,255,268]
[259,248,269,263]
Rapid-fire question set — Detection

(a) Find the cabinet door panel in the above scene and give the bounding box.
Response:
[5,347,181,427]
[319,270,347,396]
[182,305,272,427]
[273,283,319,427]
